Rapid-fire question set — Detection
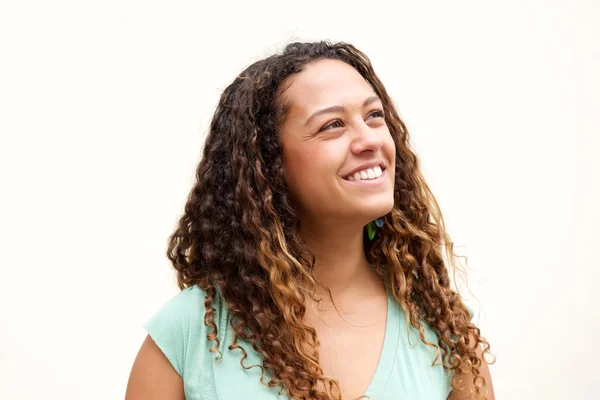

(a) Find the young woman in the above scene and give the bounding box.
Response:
[126,40,495,400]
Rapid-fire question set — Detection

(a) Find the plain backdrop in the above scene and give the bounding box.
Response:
[0,0,598,399]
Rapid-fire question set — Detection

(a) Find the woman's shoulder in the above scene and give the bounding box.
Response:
[142,284,227,377]
[145,285,213,322]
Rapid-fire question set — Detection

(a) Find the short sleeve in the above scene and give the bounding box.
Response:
[463,301,476,322]
[143,285,201,377]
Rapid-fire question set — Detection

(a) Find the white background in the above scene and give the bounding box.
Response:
[1,0,598,399]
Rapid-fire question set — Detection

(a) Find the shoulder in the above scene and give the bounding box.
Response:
[463,300,476,322]
[148,285,209,320]
[144,285,211,333]
[143,284,222,377]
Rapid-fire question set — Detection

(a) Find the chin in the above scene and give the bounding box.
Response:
[360,196,395,220]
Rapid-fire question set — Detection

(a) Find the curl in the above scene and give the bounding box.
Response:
[165,40,495,400]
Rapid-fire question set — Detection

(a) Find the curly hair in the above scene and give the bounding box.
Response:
[166,40,494,399]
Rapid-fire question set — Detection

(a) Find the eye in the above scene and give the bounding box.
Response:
[318,109,385,133]
[319,119,343,132]
[368,109,385,119]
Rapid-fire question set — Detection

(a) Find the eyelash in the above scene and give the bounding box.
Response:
[319,110,385,132]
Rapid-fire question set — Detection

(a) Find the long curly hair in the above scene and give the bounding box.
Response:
[166,40,494,399]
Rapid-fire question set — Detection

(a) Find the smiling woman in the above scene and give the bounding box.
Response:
[125,40,495,400]
[278,59,396,228]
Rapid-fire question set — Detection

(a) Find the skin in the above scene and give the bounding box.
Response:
[447,338,496,399]
[125,334,184,400]
[278,58,396,303]
[277,59,397,398]
[279,59,494,399]
[125,58,495,399]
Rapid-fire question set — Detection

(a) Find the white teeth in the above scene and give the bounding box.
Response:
[346,166,384,181]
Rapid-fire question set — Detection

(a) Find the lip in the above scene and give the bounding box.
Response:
[342,167,388,187]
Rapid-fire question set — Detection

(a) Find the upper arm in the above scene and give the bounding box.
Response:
[447,340,495,400]
[447,302,495,400]
[126,285,209,399]
[125,334,185,400]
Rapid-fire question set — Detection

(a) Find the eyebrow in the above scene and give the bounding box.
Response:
[303,95,382,127]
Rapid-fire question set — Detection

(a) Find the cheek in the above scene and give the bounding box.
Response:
[383,133,396,162]
[282,144,341,202]
[282,146,316,195]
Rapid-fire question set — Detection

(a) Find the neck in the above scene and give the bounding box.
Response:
[298,216,385,303]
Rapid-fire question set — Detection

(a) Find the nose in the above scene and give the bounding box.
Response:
[349,119,384,155]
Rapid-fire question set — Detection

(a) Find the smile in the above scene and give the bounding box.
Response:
[342,167,388,187]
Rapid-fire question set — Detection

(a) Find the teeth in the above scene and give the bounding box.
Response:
[346,166,383,181]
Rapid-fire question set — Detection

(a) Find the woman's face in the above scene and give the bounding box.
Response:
[278,59,396,224]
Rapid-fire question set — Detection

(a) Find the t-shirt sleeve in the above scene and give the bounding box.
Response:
[463,301,476,322]
[143,285,201,377]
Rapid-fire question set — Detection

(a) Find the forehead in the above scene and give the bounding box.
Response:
[280,59,378,114]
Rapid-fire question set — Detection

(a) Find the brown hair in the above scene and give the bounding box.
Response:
[166,40,494,399]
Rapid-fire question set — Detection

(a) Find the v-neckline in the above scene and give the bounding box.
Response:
[362,278,400,397]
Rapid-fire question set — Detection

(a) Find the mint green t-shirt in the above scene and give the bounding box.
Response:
[143,281,475,400]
